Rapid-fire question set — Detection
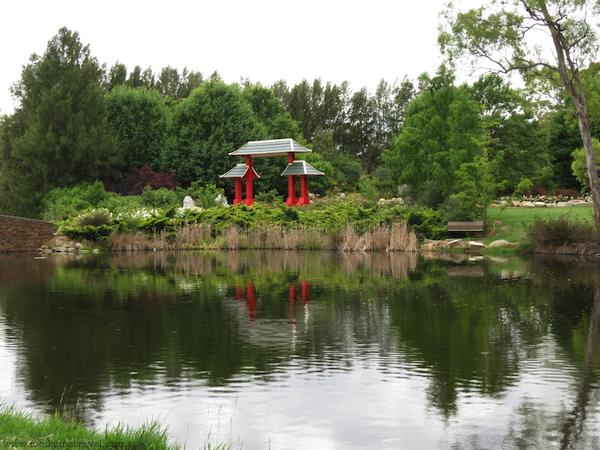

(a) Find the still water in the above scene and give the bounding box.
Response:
[0,250,599,449]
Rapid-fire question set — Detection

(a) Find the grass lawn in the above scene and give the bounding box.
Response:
[481,204,595,245]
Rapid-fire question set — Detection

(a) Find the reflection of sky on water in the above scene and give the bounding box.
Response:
[84,344,600,450]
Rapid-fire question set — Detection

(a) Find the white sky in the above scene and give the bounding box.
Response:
[0,0,473,116]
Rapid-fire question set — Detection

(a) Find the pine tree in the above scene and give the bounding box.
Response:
[0,27,122,217]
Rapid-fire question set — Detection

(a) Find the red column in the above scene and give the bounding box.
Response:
[234,178,243,205]
[287,175,297,206]
[247,283,255,320]
[301,281,309,305]
[299,175,310,205]
[286,152,297,207]
[244,156,254,206]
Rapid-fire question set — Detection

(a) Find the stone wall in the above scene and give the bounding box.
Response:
[0,215,54,252]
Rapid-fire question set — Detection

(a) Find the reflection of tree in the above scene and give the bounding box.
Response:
[1,250,599,441]
[559,278,600,450]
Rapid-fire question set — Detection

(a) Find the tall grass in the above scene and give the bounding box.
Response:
[108,222,419,253]
[0,403,178,450]
[526,213,600,254]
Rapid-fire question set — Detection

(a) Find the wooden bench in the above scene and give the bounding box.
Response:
[447,221,484,233]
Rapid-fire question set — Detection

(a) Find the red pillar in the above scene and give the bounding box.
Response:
[301,281,309,305]
[299,175,310,205]
[244,156,254,206]
[286,152,297,207]
[234,178,243,205]
[236,286,244,300]
[247,283,255,320]
[287,175,297,206]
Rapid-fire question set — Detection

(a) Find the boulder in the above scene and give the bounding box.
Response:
[468,241,486,252]
[488,240,515,248]
[534,202,546,207]
[521,201,536,207]
[444,239,467,249]
[511,200,521,207]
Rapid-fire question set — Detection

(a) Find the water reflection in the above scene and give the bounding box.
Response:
[0,251,599,449]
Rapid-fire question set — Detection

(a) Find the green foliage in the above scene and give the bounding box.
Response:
[255,189,284,204]
[358,176,380,203]
[76,208,112,227]
[180,182,226,208]
[340,159,364,190]
[105,86,168,169]
[405,208,446,240]
[61,224,115,243]
[299,152,334,196]
[276,77,415,173]
[452,125,506,223]
[572,137,600,191]
[0,28,122,217]
[40,181,115,221]
[141,186,180,209]
[516,178,533,195]
[159,80,268,192]
[383,66,482,198]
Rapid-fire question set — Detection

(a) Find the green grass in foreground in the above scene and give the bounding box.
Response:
[483,204,594,246]
[0,403,238,450]
[0,403,181,450]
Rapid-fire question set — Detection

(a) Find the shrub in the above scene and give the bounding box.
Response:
[255,189,284,204]
[40,181,114,221]
[526,213,599,253]
[76,209,112,227]
[141,186,180,208]
[107,163,180,196]
[180,182,226,208]
[60,224,115,243]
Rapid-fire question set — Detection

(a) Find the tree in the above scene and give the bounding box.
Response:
[383,66,482,198]
[439,0,600,230]
[453,122,506,229]
[471,73,548,189]
[159,80,268,194]
[241,83,301,140]
[0,27,121,217]
[572,137,600,191]
[104,86,168,169]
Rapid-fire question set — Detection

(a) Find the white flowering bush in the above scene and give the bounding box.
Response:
[115,208,160,220]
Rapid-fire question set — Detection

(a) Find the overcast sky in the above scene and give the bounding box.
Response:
[0,0,476,116]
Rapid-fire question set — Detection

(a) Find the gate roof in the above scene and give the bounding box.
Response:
[230,138,312,158]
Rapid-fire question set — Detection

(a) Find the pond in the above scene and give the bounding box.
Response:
[0,250,599,450]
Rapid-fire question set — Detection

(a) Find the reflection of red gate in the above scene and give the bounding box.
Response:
[290,281,309,324]
[235,281,310,322]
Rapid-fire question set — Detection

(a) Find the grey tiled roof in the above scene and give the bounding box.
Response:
[220,164,260,179]
[230,138,312,157]
[281,160,324,176]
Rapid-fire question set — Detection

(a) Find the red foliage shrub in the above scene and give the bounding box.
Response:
[107,164,181,196]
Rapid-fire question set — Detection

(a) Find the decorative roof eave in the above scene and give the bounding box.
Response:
[281,160,324,177]
[229,138,312,158]
[220,164,260,179]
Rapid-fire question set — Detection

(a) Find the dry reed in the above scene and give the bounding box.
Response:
[108,222,420,253]
[108,232,153,251]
